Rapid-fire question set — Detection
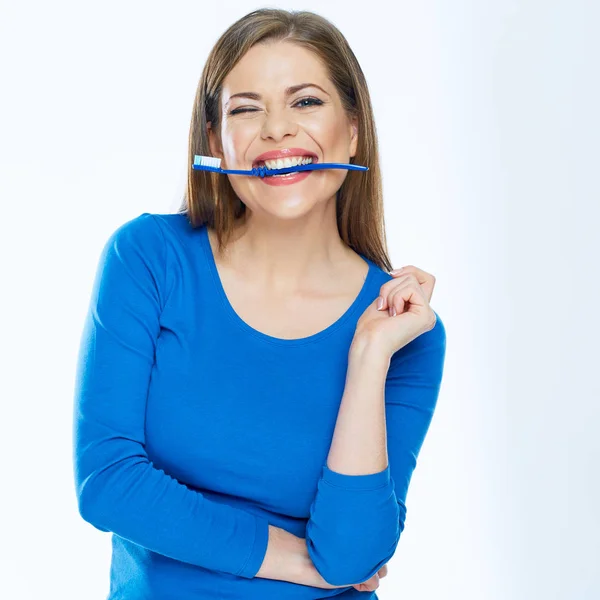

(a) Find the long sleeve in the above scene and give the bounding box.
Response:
[72,213,269,579]
[304,312,447,586]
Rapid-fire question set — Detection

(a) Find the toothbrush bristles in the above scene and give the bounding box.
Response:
[194,155,222,169]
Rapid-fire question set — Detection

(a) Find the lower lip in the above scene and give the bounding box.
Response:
[256,165,315,186]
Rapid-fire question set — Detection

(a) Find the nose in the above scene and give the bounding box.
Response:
[260,109,300,142]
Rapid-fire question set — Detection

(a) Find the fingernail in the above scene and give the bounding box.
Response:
[389,306,396,317]
[390,268,404,275]
[377,296,384,310]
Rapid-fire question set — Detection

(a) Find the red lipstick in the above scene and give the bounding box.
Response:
[252,147,319,167]
[252,147,319,187]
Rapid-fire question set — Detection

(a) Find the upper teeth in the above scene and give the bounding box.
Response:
[258,156,314,169]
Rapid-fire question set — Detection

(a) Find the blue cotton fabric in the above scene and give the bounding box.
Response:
[73,212,446,599]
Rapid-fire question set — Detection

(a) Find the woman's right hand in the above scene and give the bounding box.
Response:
[308,562,388,591]
[350,564,388,592]
[296,532,388,591]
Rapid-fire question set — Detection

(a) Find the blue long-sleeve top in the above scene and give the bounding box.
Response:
[72,212,446,600]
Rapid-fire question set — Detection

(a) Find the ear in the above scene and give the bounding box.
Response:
[207,121,224,160]
[349,116,358,158]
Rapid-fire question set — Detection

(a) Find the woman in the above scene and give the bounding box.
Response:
[73,8,447,600]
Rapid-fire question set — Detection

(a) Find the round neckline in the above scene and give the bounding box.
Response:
[200,224,375,347]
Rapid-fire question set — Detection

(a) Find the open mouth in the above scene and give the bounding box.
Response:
[253,155,319,170]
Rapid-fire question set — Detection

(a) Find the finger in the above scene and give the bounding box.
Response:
[387,281,428,317]
[353,572,380,592]
[378,564,388,578]
[362,574,380,591]
[380,274,420,314]
[377,273,417,311]
[390,264,426,278]
[370,574,381,590]
[389,265,436,303]
[388,286,406,317]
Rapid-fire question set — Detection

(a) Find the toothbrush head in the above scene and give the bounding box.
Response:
[193,155,222,169]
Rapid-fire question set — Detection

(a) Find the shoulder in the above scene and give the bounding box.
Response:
[97,213,170,289]
[387,310,446,384]
[112,211,194,238]
[106,211,202,254]
[107,212,162,243]
[99,213,163,265]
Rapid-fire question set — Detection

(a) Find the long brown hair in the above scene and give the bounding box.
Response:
[178,8,393,272]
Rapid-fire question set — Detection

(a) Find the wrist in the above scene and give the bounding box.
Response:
[294,536,347,590]
[256,526,345,589]
[305,563,347,590]
[349,336,390,368]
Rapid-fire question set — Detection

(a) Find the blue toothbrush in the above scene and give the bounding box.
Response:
[192,155,368,178]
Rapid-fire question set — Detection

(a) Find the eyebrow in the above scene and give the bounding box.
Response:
[224,83,330,106]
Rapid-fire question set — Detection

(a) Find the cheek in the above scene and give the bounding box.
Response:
[301,117,349,153]
[221,126,252,162]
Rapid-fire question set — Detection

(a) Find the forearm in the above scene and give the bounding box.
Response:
[327,340,391,475]
[256,342,393,590]
[301,339,398,586]
[254,525,306,584]
[255,525,343,589]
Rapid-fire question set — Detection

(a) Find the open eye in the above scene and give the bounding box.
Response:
[293,97,324,109]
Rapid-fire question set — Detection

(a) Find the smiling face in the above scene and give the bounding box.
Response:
[208,40,358,217]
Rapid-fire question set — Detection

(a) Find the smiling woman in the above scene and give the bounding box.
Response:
[203,39,363,235]
[184,9,390,272]
[73,7,447,600]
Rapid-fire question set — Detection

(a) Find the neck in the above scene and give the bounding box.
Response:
[212,211,354,295]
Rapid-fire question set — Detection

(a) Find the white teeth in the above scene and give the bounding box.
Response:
[260,156,314,169]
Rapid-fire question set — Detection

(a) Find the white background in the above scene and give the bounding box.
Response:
[1,1,598,598]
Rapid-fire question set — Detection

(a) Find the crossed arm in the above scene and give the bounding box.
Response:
[256,344,392,588]
[256,327,446,589]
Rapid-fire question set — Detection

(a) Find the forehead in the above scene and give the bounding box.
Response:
[221,41,330,101]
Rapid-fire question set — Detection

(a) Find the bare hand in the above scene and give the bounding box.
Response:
[352,265,437,358]
[309,562,389,591]
[386,265,436,304]
[351,563,388,593]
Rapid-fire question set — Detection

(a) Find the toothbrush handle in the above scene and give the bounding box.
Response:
[300,163,368,172]
[191,166,250,175]
[191,163,369,176]
[248,163,369,176]
[258,163,368,174]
